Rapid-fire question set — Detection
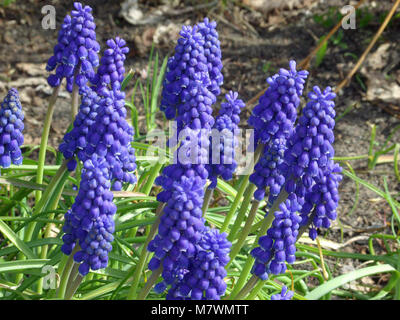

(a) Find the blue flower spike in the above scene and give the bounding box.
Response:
[46,2,100,92]
[0,88,24,168]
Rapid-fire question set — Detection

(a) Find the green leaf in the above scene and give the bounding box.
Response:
[0,259,50,273]
[342,169,391,202]
[121,69,135,91]
[216,179,237,199]
[80,281,122,300]
[150,55,168,128]
[394,144,400,182]
[383,178,400,225]
[315,36,328,67]
[0,238,61,257]
[0,220,37,259]
[305,264,396,300]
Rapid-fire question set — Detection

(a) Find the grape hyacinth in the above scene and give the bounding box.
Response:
[197,18,223,97]
[249,138,286,201]
[250,86,342,281]
[59,85,101,166]
[91,37,129,96]
[60,30,137,276]
[206,91,244,188]
[79,89,137,189]
[149,120,213,283]
[281,86,337,195]
[164,227,231,300]
[146,20,228,299]
[251,193,302,279]
[0,88,24,168]
[300,162,342,240]
[59,36,136,188]
[148,172,207,285]
[46,2,100,92]
[248,60,308,146]
[247,61,308,202]
[271,286,294,300]
[61,155,116,275]
[160,23,217,129]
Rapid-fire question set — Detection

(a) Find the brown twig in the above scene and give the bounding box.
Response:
[335,0,400,93]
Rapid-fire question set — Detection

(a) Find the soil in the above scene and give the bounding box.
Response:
[0,0,399,297]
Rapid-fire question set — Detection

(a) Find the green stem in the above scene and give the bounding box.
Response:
[47,254,68,298]
[65,274,83,300]
[24,161,69,243]
[246,278,265,300]
[333,155,369,161]
[227,184,256,242]
[395,253,400,300]
[228,200,260,265]
[202,188,213,217]
[57,245,79,299]
[235,274,258,300]
[141,162,163,196]
[227,143,264,240]
[228,256,255,299]
[37,190,63,294]
[35,86,61,203]
[64,262,80,296]
[220,175,249,233]
[394,144,400,183]
[137,265,162,300]
[126,203,165,300]
[128,162,163,239]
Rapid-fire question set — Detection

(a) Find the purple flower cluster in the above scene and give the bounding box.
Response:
[160,23,219,130]
[147,20,234,299]
[197,18,223,97]
[61,156,116,275]
[250,85,342,281]
[80,89,137,189]
[0,88,24,168]
[300,162,342,240]
[271,286,294,300]
[148,172,206,276]
[46,2,100,92]
[206,91,244,188]
[248,61,308,146]
[156,227,231,300]
[282,86,337,193]
[251,194,302,279]
[247,61,308,202]
[250,138,286,201]
[59,36,136,189]
[59,85,101,165]
[91,37,129,96]
[53,11,137,275]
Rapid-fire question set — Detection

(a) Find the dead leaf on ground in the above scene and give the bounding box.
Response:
[16,63,46,77]
[360,43,400,118]
[242,0,316,13]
